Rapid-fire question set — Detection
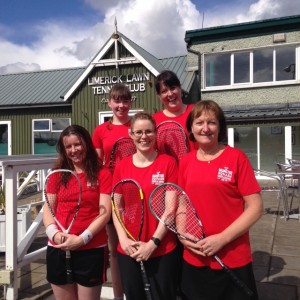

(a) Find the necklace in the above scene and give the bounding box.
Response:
[198,146,220,164]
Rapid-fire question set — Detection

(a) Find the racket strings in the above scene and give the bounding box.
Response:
[110,138,136,171]
[156,124,189,161]
[158,129,187,154]
[112,182,143,240]
[45,170,82,233]
[150,185,204,242]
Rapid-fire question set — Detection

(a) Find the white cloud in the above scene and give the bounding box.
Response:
[0,62,40,74]
[0,0,299,74]
[242,0,300,21]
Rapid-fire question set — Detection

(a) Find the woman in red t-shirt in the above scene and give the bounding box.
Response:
[112,112,180,300]
[153,70,197,152]
[178,100,263,300]
[43,125,112,300]
[92,84,133,300]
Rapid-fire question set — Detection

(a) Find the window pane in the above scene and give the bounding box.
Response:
[234,127,257,168]
[33,120,50,131]
[276,45,296,81]
[205,53,230,87]
[253,48,273,83]
[234,52,250,83]
[34,132,60,154]
[260,126,284,171]
[52,118,70,131]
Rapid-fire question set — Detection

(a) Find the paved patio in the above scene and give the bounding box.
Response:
[0,184,300,300]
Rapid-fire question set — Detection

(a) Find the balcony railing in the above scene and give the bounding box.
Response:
[0,155,57,300]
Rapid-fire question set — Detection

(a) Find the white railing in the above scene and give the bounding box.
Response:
[0,155,57,300]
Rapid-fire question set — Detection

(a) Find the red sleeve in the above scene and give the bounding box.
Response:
[98,167,112,194]
[165,155,178,184]
[112,160,122,187]
[46,172,60,194]
[92,125,104,149]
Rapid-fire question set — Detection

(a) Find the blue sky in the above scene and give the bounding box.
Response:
[0,0,299,74]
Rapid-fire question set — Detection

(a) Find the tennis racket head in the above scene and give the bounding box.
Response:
[149,182,204,242]
[111,179,144,241]
[109,137,136,172]
[156,121,189,161]
[44,169,82,233]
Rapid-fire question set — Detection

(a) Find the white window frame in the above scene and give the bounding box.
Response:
[98,109,144,125]
[0,121,11,155]
[204,44,299,91]
[32,118,71,154]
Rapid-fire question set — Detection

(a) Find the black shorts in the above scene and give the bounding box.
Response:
[46,246,106,287]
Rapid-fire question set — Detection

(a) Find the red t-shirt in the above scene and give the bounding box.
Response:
[92,121,131,168]
[153,104,197,151]
[178,146,261,269]
[47,168,112,250]
[113,153,178,257]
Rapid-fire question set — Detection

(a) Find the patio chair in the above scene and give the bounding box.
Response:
[254,169,289,220]
[282,160,300,219]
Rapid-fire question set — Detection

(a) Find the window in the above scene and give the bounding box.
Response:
[234,52,250,83]
[233,125,289,172]
[276,45,296,80]
[33,118,70,154]
[253,48,273,83]
[205,53,230,87]
[204,45,297,88]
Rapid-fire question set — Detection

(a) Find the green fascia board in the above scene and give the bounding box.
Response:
[185,15,300,45]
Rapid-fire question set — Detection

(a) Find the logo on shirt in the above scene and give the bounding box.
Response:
[217,167,232,182]
[152,172,165,185]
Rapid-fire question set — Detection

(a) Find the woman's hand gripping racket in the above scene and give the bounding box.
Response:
[156,121,189,161]
[44,169,82,283]
[109,137,136,172]
[111,179,152,300]
[149,183,254,297]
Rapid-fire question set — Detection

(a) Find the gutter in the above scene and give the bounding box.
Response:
[187,47,202,100]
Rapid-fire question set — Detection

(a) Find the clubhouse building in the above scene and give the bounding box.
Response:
[0,15,299,172]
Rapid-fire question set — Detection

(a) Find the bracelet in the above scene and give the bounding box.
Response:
[46,223,60,242]
[150,237,161,247]
[80,229,93,245]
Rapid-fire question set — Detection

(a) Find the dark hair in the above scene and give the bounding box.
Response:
[55,125,102,185]
[186,100,227,143]
[130,112,157,131]
[109,83,132,101]
[155,70,181,94]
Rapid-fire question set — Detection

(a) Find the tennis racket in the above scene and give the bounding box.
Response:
[109,137,136,172]
[149,183,254,297]
[111,179,152,300]
[156,121,189,161]
[44,169,82,283]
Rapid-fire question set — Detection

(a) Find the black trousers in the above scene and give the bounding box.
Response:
[118,246,181,300]
[181,261,259,300]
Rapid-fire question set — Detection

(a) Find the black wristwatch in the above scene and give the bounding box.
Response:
[151,237,161,247]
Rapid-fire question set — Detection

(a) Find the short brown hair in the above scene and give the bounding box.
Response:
[109,83,131,101]
[186,100,227,142]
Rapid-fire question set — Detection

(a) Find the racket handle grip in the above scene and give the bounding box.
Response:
[214,256,253,297]
[140,262,152,300]
[66,250,73,284]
